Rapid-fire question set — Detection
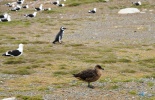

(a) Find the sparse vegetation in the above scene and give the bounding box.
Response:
[0,0,155,99]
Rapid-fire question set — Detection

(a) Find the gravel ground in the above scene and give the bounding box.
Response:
[43,78,155,100]
[0,0,155,100]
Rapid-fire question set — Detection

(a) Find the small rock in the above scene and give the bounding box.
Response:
[2,97,16,100]
[118,8,140,14]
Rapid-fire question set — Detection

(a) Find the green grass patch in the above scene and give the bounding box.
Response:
[69,43,84,47]
[118,59,131,63]
[129,90,137,95]
[30,64,40,68]
[138,58,155,68]
[147,82,154,87]
[109,85,119,90]
[4,59,26,64]
[2,68,33,75]
[38,86,49,91]
[120,69,136,73]
[17,95,43,100]
[0,20,31,27]
[145,73,155,78]
[53,71,69,76]
[66,0,110,7]
[102,59,117,64]
[6,36,16,40]
[98,0,110,2]
[69,69,80,74]
[68,2,81,7]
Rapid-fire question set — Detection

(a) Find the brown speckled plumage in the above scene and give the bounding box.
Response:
[73,65,104,88]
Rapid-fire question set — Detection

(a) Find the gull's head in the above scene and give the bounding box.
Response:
[138,1,142,5]
[19,43,24,48]
[33,12,37,16]
[4,13,8,18]
[17,5,21,8]
[40,4,43,7]
[18,43,24,52]
[94,8,97,11]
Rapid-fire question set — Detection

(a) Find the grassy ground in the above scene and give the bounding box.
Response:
[0,0,155,99]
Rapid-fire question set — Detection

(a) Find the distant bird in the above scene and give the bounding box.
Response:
[132,1,142,6]
[58,4,65,7]
[0,13,9,19]
[52,0,59,5]
[73,65,104,88]
[88,8,97,13]
[5,2,15,7]
[0,15,11,22]
[24,12,37,17]
[2,44,24,56]
[43,8,51,11]
[23,4,29,9]
[11,5,22,11]
[104,0,109,2]
[5,3,11,6]
[53,27,67,44]
[17,0,24,4]
[35,4,43,11]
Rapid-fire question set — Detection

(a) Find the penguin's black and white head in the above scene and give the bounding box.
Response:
[60,27,67,31]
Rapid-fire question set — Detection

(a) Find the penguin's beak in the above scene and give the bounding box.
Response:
[63,28,67,29]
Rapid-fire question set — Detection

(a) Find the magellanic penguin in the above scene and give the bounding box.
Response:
[52,27,67,44]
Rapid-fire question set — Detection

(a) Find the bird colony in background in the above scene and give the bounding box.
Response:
[1,0,142,22]
[1,0,67,22]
